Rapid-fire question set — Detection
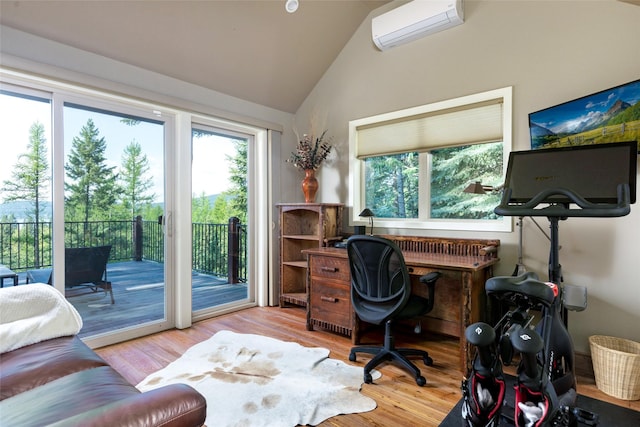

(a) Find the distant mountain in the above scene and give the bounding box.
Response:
[0,200,52,222]
[606,100,640,125]
[530,122,555,138]
[572,99,632,133]
[607,99,631,116]
[1,193,227,223]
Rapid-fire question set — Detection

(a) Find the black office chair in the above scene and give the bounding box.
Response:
[346,235,441,386]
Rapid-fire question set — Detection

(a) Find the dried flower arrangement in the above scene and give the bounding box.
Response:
[287,130,332,170]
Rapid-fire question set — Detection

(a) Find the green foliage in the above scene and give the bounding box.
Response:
[607,102,640,125]
[139,204,163,222]
[64,119,119,222]
[1,121,51,267]
[364,142,503,221]
[226,139,248,222]
[119,140,155,218]
[1,121,50,217]
[431,142,503,219]
[364,152,418,218]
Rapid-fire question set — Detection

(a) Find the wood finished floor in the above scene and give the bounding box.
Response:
[95,306,639,426]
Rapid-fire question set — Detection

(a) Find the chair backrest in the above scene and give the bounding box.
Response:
[346,235,411,325]
[64,245,112,287]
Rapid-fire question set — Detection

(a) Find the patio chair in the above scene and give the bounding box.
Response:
[27,245,114,304]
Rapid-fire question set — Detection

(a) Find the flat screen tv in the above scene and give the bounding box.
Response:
[502,141,637,205]
[528,79,640,151]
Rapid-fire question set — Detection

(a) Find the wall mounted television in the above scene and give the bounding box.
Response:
[528,79,640,151]
[502,141,637,205]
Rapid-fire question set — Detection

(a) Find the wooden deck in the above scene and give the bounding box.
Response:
[16,260,248,338]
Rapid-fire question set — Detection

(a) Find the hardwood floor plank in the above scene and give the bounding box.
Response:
[95,306,639,426]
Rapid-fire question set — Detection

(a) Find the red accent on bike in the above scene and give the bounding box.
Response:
[545,282,559,297]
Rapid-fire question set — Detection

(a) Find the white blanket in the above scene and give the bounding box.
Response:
[0,283,83,353]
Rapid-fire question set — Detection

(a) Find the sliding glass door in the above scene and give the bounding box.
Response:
[62,100,170,341]
[2,72,269,347]
[191,125,251,314]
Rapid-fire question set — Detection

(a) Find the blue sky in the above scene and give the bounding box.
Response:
[529,79,640,134]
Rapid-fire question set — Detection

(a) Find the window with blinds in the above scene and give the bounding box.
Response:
[348,87,512,232]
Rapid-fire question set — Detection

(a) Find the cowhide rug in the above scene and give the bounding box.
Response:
[137,330,378,426]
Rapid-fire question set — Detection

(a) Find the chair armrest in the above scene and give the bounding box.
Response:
[418,271,441,312]
[48,384,207,427]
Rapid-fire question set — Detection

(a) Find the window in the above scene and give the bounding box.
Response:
[349,87,512,232]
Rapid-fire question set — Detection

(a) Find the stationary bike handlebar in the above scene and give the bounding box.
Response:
[494,183,631,218]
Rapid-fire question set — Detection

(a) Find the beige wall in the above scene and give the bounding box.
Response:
[291,0,640,353]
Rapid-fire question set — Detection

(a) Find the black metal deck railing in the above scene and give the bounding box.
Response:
[0,216,247,283]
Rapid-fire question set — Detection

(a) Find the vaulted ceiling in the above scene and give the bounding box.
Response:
[0,0,390,113]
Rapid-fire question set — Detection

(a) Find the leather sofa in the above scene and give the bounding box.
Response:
[0,283,206,427]
[0,334,207,426]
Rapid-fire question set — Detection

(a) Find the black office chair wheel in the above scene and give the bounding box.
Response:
[364,372,373,384]
[349,352,356,362]
[416,376,426,387]
[423,355,433,366]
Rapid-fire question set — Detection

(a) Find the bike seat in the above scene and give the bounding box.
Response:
[486,272,557,306]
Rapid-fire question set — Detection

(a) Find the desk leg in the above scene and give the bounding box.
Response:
[460,271,472,373]
[460,269,491,374]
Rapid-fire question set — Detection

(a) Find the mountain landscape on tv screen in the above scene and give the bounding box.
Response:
[529,80,640,150]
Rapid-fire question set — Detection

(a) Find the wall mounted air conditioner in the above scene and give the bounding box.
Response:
[372,0,464,51]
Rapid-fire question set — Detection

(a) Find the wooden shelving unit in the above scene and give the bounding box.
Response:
[277,203,343,307]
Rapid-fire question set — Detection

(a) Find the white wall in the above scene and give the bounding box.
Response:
[293,0,640,353]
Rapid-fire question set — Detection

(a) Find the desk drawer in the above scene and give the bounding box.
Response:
[310,280,351,329]
[309,256,350,282]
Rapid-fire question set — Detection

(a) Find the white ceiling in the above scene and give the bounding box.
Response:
[0,0,390,113]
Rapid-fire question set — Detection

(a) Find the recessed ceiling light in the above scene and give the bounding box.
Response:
[285,0,299,13]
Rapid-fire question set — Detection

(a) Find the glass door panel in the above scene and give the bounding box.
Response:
[63,102,167,338]
[191,126,250,312]
[0,87,53,282]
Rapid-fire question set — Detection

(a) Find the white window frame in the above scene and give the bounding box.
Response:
[349,87,513,232]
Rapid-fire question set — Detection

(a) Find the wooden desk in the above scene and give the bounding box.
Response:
[303,243,499,373]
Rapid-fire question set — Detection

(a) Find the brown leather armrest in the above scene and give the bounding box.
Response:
[48,384,207,427]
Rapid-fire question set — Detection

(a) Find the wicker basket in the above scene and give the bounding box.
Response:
[589,335,640,400]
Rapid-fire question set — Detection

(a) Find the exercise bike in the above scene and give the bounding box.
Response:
[460,142,636,427]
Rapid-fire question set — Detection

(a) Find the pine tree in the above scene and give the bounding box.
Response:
[64,118,119,222]
[1,121,51,267]
[226,140,248,222]
[119,140,155,219]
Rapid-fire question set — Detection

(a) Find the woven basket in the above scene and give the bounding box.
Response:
[589,335,640,400]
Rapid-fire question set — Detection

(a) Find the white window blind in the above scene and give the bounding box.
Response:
[355,99,503,158]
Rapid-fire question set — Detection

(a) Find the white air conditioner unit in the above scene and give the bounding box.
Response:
[372,0,464,51]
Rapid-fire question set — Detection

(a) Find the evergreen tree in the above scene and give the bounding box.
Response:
[226,140,248,222]
[1,121,50,267]
[119,140,155,218]
[192,192,216,223]
[64,118,119,222]
[365,153,418,218]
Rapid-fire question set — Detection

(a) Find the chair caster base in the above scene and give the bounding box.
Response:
[416,375,426,386]
[364,372,373,384]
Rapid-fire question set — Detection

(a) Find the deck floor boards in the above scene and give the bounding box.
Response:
[17,260,248,338]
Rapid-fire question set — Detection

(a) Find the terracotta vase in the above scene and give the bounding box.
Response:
[301,169,318,203]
